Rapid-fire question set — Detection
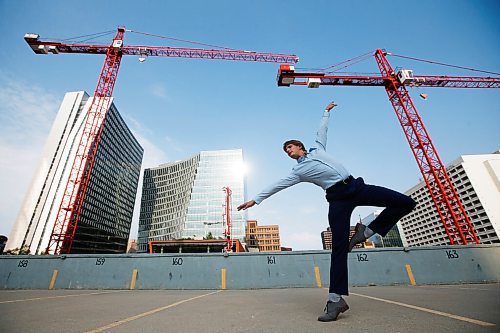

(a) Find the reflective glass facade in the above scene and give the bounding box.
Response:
[363,210,404,248]
[72,103,143,253]
[138,149,246,253]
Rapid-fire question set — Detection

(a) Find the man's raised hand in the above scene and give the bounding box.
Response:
[325,101,337,112]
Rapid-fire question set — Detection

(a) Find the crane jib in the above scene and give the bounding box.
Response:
[24,34,299,64]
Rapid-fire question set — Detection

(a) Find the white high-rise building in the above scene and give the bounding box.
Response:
[138,149,246,253]
[6,91,143,254]
[399,151,500,247]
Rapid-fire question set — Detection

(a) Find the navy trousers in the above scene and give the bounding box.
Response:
[325,177,416,295]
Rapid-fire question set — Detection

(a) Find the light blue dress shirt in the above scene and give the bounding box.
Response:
[253,111,350,205]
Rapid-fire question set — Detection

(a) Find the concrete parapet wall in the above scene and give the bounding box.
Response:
[0,244,498,290]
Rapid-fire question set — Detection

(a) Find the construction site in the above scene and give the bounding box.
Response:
[1,2,499,332]
[5,27,499,256]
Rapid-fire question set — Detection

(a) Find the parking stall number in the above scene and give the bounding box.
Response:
[95,257,106,265]
[356,253,369,262]
[17,259,29,268]
[267,256,276,265]
[445,250,459,259]
[172,257,183,266]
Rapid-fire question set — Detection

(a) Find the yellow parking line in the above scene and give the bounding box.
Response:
[48,270,58,290]
[0,290,127,304]
[314,266,322,288]
[85,290,223,333]
[130,269,138,290]
[405,264,416,286]
[351,292,495,327]
[221,268,227,290]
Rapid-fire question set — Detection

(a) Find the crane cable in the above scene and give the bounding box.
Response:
[77,32,116,43]
[321,50,374,73]
[391,54,500,76]
[324,54,374,74]
[297,51,375,73]
[127,29,239,51]
[46,30,116,43]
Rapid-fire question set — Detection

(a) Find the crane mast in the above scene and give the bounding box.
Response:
[49,28,126,254]
[277,49,499,245]
[25,27,298,254]
[373,49,479,245]
[223,187,233,253]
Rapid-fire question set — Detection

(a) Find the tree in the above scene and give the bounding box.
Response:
[3,245,31,255]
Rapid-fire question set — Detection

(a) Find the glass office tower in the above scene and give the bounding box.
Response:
[362,210,404,248]
[138,149,246,252]
[71,100,143,253]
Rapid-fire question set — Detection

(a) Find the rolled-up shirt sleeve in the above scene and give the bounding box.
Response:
[253,172,301,204]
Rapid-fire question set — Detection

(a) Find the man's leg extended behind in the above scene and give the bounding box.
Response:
[354,183,416,236]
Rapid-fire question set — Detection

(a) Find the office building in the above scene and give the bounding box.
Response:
[321,227,333,250]
[399,151,500,247]
[6,91,143,254]
[362,210,405,248]
[138,149,246,252]
[321,225,373,250]
[245,220,281,252]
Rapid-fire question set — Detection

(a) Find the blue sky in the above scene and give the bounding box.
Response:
[0,0,498,250]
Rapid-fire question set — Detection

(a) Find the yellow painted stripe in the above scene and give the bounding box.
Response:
[48,270,58,290]
[85,290,223,333]
[405,264,416,286]
[314,266,322,288]
[221,268,227,290]
[0,290,127,304]
[130,269,138,290]
[351,292,495,327]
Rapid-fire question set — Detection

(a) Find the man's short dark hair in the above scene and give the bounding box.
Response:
[283,139,306,152]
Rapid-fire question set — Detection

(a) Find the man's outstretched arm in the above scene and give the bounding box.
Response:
[315,101,337,151]
[238,173,301,210]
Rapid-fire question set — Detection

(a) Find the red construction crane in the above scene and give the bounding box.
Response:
[222,187,233,253]
[277,49,499,245]
[24,27,299,255]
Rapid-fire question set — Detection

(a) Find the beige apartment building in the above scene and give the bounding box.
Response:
[245,220,281,252]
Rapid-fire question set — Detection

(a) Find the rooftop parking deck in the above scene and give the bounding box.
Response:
[1,284,498,333]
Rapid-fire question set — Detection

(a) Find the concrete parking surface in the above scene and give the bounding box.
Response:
[0,283,498,333]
